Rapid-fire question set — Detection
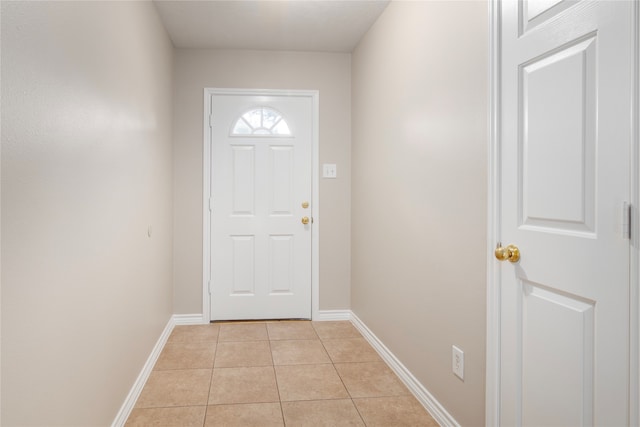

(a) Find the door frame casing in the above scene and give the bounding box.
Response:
[202,88,320,322]
[486,1,501,425]
[485,1,640,425]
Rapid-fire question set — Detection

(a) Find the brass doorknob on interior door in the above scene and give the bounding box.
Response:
[495,243,520,263]
[301,216,310,225]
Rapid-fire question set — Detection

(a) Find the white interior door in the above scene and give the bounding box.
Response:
[498,1,634,425]
[209,92,313,321]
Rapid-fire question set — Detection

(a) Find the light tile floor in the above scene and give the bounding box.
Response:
[126,320,438,426]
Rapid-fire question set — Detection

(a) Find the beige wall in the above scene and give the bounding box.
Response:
[173,49,351,314]
[351,2,488,425]
[1,2,174,425]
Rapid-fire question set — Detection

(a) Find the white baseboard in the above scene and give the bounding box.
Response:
[314,309,352,321]
[173,313,206,325]
[111,315,176,427]
[350,312,460,427]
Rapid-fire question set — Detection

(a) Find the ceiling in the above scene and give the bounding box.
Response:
[153,0,390,52]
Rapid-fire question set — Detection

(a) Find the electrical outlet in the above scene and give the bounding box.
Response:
[452,345,464,380]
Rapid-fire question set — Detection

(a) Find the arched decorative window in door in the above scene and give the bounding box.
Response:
[231,107,292,136]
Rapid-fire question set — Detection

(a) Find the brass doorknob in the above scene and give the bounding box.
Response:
[495,243,520,263]
[301,216,310,225]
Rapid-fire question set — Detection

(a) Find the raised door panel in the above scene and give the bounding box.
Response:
[231,146,256,216]
[230,235,255,295]
[520,281,594,426]
[520,0,579,35]
[269,146,294,216]
[269,235,294,294]
[519,35,596,236]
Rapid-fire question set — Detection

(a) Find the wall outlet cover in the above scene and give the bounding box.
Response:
[452,345,464,380]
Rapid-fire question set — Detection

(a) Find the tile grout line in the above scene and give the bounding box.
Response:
[201,324,221,426]
[321,338,369,426]
[351,396,369,427]
[265,326,287,426]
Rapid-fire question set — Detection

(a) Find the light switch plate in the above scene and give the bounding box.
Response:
[323,163,337,178]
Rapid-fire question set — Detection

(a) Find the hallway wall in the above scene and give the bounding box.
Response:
[351,1,488,425]
[1,2,174,425]
[172,49,351,314]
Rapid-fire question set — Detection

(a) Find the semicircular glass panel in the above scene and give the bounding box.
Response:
[231,107,292,136]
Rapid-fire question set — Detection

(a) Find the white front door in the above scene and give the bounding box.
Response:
[498,1,634,425]
[209,91,314,320]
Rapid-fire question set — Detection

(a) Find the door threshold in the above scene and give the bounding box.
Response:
[210,318,311,324]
